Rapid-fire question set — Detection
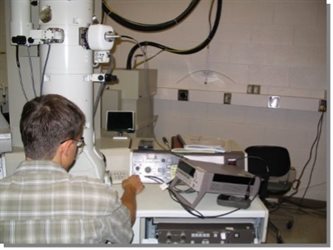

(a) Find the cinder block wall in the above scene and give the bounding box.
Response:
[107,0,328,201]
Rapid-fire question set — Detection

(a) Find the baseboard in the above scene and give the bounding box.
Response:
[283,197,326,209]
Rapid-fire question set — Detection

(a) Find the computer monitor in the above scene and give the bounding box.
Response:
[106,110,135,136]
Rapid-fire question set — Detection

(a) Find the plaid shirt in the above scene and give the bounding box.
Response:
[0,161,133,244]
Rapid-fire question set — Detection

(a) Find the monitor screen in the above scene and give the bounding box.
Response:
[106,111,135,133]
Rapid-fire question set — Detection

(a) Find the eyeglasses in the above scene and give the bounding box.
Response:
[74,137,85,154]
[61,137,85,154]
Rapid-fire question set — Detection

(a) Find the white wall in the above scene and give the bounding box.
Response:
[105,0,328,200]
[1,0,327,201]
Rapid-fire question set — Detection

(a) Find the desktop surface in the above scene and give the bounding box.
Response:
[112,183,268,244]
[113,184,267,217]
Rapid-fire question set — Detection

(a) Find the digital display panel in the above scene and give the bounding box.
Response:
[106,111,135,133]
[213,174,254,185]
[178,160,196,177]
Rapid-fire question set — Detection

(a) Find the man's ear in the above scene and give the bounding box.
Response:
[59,140,73,157]
[53,140,73,170]
[53,140,72,165]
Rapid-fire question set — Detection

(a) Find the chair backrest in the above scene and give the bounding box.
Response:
[245,145,291,177]
[245,145,291,199]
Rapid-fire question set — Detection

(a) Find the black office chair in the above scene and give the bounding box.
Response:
[245,145,296,243]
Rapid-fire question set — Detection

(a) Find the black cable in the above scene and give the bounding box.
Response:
[143,151,259,218]
[288,112,325,200]
[206,0,215,49]
[102,0,200,32]
[134,48,164,69]
[15,45,20,68]
[15,46,29,101]
[40,44,52,95]
[27,46,37,97]
[167,175,260,219]
[167,186,241,219]
[93,55,116,117]
[145,175,165,184]
[126,0,223,69]
[296,113,323,181]
[298,112,324,204]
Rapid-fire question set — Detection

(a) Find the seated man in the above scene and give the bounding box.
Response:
[0,94,144,244]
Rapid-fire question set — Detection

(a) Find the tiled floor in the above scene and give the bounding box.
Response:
[264,198,327,245]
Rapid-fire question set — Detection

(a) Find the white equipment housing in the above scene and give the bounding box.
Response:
[9,0,117,182]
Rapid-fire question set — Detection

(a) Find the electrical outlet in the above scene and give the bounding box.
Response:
[318,99,327,112]
[252,85,261,94]
[247,84,261,94]
[178,89,189,101]
[247,85,253,94]
[224,93,232,104]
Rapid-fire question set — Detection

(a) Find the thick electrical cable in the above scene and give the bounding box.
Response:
[27,46,37,97]
[288,112,325,201]
[206,0,215,49]
[298,112,324,205]
[93,82,106,118]
[120,35,149,69]
[297,112,324,181]
[102,0,200,32]
[93,55,115,117]
[125,0,223,69]
[15,46,29,102]
[40,44,51,95]
[134,49,164,68]
[167,186,241,219]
